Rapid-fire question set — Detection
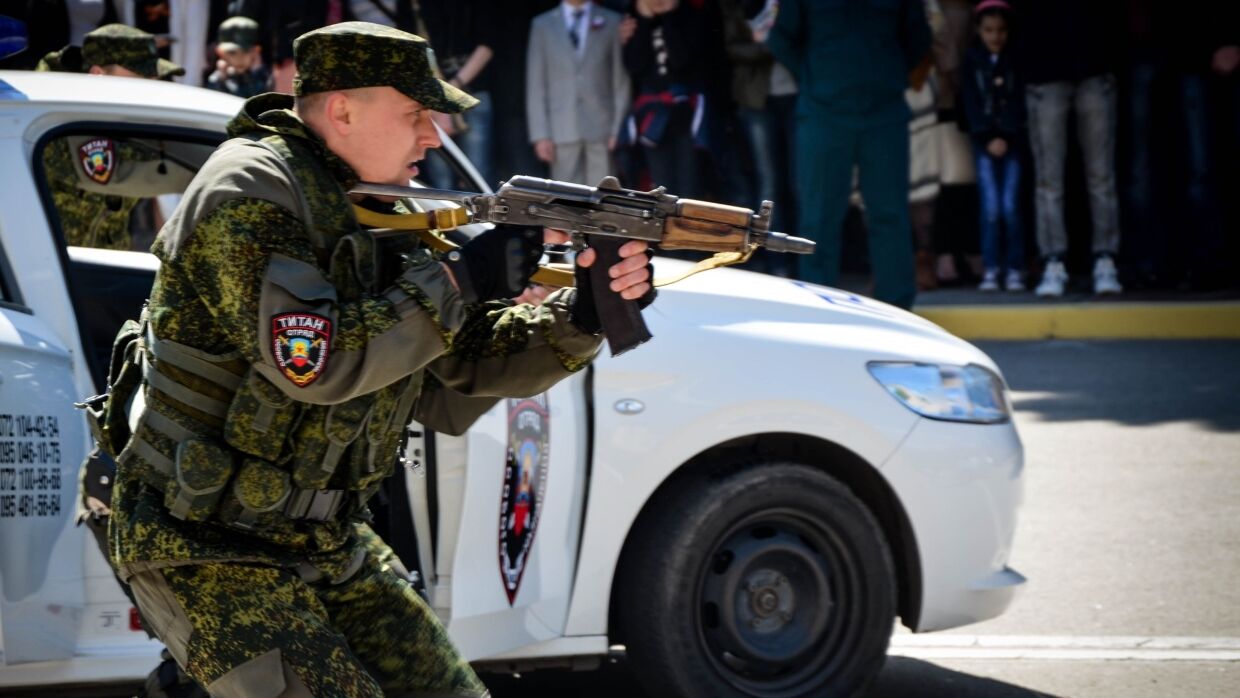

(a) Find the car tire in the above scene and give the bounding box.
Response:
[617,462,895,698]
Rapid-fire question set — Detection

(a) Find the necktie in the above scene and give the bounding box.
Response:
[326,0,344,25]
[569,9,584,51]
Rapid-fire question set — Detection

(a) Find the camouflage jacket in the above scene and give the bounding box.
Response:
[108,93,601,578]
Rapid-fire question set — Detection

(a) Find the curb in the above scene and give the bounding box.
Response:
[913,302,1240,340]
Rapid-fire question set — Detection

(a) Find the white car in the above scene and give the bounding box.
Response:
[0,71,1024,697]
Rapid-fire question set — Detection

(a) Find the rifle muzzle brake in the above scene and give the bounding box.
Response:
[762,231,816,254]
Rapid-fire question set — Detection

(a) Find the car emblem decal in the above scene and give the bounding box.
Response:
[499,395,549,605]
[271,313,331,387]
[78,138,116,185]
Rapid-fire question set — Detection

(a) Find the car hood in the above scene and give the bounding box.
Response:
[646,258,997,371]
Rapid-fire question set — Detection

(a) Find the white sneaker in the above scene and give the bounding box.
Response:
[978,268,1000,291]
[1093,255,1123,295]
[1005,269,1026,292]
[1036,260,1068,297]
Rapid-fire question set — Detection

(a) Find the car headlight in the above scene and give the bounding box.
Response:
[867,362,1011,424]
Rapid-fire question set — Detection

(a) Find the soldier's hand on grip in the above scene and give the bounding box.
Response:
[571,241,656,335]
[444,226,543,303]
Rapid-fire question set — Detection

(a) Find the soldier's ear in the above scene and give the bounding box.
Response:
[323,92,356,134]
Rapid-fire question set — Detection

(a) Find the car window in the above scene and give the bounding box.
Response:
[34,128,220,390]
[36,132,215,253]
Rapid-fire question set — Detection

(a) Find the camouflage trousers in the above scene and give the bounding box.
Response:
[126,537,488,698]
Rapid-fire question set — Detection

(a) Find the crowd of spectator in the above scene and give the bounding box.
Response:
[4,0,1238,308]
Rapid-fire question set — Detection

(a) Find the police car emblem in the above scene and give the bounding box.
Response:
[78,138,116,185]
[499,395,549,605]
[271,313,331,387]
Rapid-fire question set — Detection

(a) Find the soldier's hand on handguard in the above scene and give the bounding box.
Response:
[443,225,544,303]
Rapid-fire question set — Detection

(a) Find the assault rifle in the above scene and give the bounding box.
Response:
[350,175,815,355]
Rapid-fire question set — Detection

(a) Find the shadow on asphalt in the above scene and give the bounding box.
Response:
[482,656,1058,697]
[871,657,1058,697]
[979,340,1240,432]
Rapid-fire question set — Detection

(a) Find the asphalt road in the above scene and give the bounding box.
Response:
[485,340,1240,697]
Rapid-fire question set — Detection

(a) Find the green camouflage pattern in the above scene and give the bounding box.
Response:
[42,136,142,250]
[157,58,185,81]
[293,21,478,114]
[82,24,168,77]
[158,526,487,696]
[109,92,600,572]
[165,438,235,521]
[35,46,83,73]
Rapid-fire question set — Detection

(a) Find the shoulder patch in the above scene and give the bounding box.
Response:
[78,138,117,184]
[272,313,331,387]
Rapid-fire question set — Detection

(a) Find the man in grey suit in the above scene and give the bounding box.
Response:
[526,0,631,185]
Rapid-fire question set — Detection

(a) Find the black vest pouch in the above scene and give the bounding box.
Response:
[223,368,300,463]
[164,436,236,521]
[217,457,293,530]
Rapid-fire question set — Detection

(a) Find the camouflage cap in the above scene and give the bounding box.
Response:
[218,16,260,52]
[35,45,83,73]
[81,24,180,78]
[292,21,478,114]
[157,57,185,80]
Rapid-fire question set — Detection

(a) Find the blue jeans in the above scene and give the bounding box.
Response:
[975,150,1024,272]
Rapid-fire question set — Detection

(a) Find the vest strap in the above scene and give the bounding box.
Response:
[141,407,196,444]
[129,434,174,478]
[144,365,230,420]
[147,335,244,392]
[284,488,346,522]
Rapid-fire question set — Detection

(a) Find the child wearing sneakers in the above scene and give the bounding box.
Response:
[961,0,1026,291]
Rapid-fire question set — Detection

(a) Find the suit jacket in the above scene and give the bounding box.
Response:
[526,4,630,144]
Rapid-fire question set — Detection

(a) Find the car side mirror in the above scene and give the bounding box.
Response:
[0,16,28,61]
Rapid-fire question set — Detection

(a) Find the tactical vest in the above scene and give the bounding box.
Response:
[87,133,425,535]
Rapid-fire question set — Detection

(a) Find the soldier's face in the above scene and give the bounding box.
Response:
[337,87,442,185]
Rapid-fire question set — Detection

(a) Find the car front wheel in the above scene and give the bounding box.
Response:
[618,462,895,698]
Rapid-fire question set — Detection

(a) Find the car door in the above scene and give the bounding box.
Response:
[403,374,592,661]
[14,109,223,669]
[394,144,595,660]
[0,277,89,665]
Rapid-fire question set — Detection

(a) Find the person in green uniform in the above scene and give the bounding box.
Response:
[38,24,191,250]
[98,21,653,698]
[768,0,930,309]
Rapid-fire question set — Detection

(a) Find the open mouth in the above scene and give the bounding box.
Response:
[407,161,419,178]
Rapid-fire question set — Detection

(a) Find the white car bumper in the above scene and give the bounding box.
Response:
[882,417,1026,632]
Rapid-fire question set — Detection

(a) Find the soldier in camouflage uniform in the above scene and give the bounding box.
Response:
[95,21,654,697]
[39,24,190,250]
